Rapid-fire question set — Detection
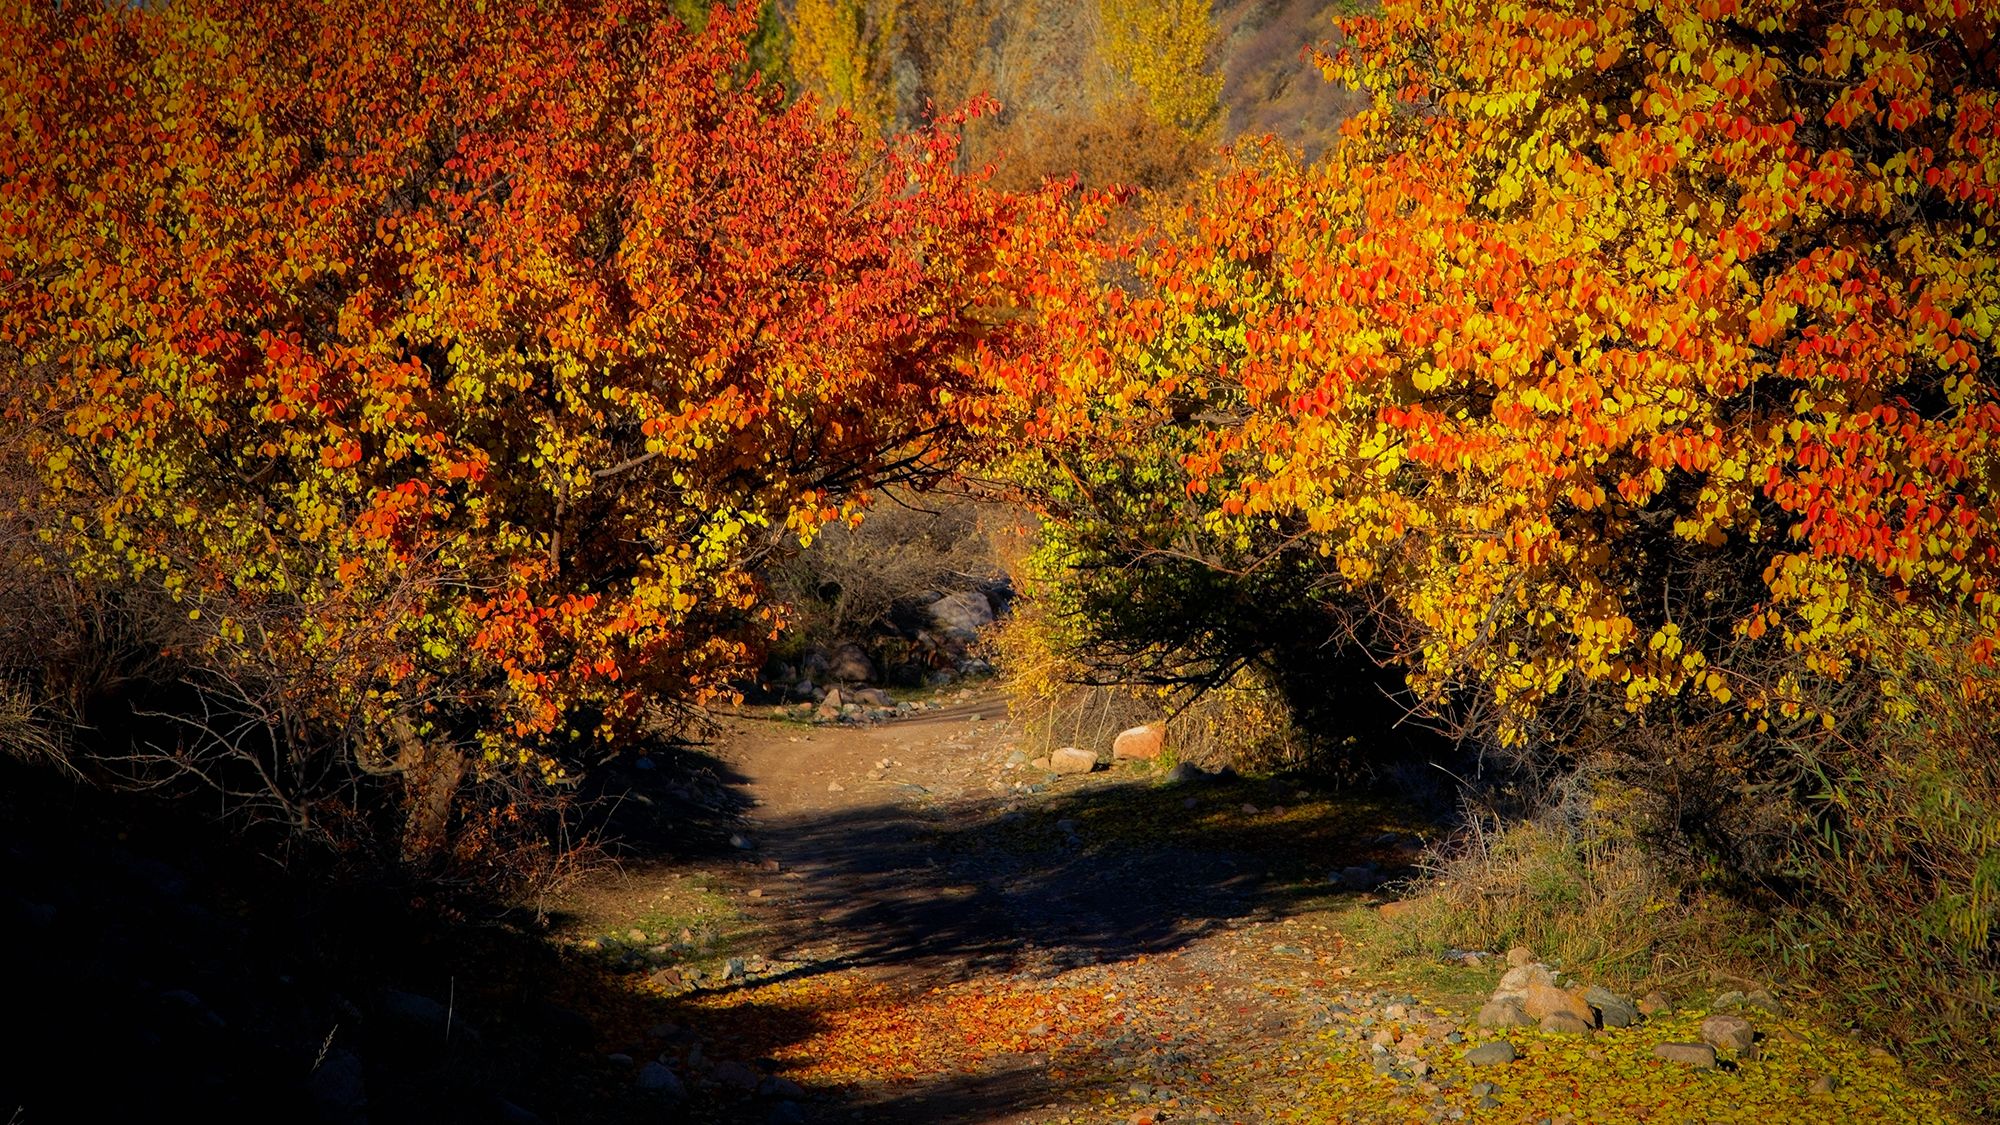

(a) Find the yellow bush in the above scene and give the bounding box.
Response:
[790,0,902,136]
[1097,0,1221,137]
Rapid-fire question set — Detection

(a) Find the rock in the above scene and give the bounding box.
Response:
[828,643,876,683]
[492,1096,545,1124]
[606,1053,634,1066]
[815,689,845,719]
[1637,991,1672,1017]
[1654,1043,1718,1069]
[1744,988,1784,1015]
[1477,999,1535,1028]
[1810,1074,1838,1096]
[376,989,449,1040]
[1163,761,1206,785]
[306,1049,368,1124]
[1464,1041,1518,1067]
[1338,865,1380,892]
[768,1103,807,1125]
[1378,899,1420,922]
[1699,1013,1756,1052]
[711,1060,762,1091]
[1540,1012,1594,1035]
[1493,963,1556,1002]
[1523,981,1595,1024]
[849,687,894,707]
[730,833,756,851]
[635,1062,686,1097]
[1112,724,1166,761]
[1030,756,1052,771]
[927,590,995,638]
[826,781,845,792]
[1506,946,1536,968]
[759,1076,806,1100]
[1050,746,1098,775]
[1584,986,1642,1029]
[1713,989,1746,1010]
[1469,1082,1498,1098]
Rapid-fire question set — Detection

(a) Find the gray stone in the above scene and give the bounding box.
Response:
[711,1060,762,1091]
[1810,1074,1838,1096]
[1744,988,1785,1015]
[635,1062,686,1097]
[1464,1041,1517,1066]
[1699,1013,1756,1052]
[768,1103,807,1125]
[1338,866,1379,891]
[759,1076,806,1099]
[927,590,995,638]
[1470,1082,1497,1098]
[1713,989,1746,1010]
[306,1049,368,1124]
[1654,1042,1718,1069]
[1163,761,1207,785]
[1584,985,1642,1028]
[1506,946,1536,968]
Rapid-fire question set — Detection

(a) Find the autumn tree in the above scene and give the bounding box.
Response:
[984,0,2000,1072]
[0,0,1018,871]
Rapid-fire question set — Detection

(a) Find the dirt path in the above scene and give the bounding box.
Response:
[554,698,1964,1125]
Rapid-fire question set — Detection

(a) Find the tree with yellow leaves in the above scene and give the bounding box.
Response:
[790,0,902,136]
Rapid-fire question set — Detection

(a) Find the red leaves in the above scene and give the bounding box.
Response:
[8,0,1020,771]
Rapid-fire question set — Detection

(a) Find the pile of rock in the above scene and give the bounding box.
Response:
[1475,947,1644,1036]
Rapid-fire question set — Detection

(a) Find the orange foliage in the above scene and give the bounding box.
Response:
[986,0,2000,743]
[0,0,1018,784]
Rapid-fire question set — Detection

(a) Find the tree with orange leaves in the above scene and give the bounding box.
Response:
[0,0,1015,864]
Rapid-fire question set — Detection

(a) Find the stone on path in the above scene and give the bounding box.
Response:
[1506,946,1536,968]
[1051,746,1098,775]
[1163,760,1206,785]
[1477,998,1535,1028]
[1464,1041,1517,1066]
[1699,1013,1756,1052]
[1637,990,1672,1017]
[1113,724,1166,761]
[1654,1043,1718,1069]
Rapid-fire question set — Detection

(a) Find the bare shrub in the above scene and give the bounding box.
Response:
[765,488,1020,654]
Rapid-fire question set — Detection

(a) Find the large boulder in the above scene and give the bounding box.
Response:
[1112,724,1166,761]
[927,590,995,639]
[827,643,876,683]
